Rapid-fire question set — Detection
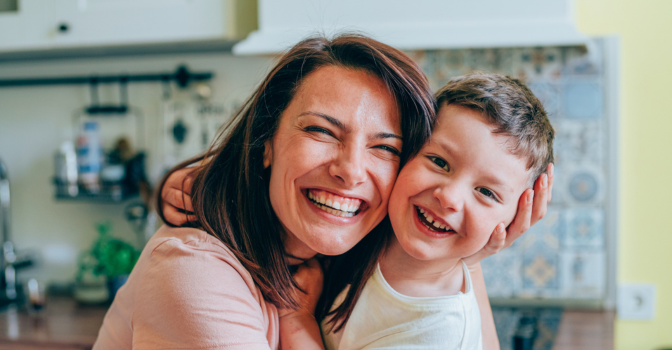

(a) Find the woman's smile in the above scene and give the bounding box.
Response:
[306,189,364,218]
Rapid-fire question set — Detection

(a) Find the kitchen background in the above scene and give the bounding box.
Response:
[0,0,670,349]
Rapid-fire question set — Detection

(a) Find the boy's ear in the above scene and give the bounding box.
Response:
[263,140,272,168]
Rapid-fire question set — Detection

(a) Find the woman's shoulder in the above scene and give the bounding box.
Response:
[127,225,278,349]
[142,225,255,286]
[150,225,233,255]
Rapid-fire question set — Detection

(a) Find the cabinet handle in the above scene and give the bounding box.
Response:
[57,23,70,33]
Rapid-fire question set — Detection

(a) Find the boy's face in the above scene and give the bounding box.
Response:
[388,103,531,262]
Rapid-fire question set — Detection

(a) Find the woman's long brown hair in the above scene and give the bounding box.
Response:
[157,34,435,327]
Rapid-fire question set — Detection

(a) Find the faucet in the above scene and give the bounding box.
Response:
[0,158,18,300]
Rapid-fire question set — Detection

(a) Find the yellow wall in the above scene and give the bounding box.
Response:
[576,1,672,349]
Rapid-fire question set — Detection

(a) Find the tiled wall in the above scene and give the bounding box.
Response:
[407,42,611,302]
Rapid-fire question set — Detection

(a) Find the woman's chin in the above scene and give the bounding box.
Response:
[310,238,359,257]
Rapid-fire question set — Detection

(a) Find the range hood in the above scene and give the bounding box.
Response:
[234,0,588,55]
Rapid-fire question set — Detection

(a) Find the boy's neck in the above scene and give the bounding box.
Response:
[379,235,466,298]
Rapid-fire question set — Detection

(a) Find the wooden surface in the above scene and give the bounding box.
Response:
[0,297,614,350]
[553,309,615,350]
[0,297,107,350]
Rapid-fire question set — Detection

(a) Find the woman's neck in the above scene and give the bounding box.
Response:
[379,235,465,297]
[282,228,318,265]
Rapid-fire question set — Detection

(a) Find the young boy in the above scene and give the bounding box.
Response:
[308,73,554,350]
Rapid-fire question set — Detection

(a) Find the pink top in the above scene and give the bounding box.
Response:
[93,225,279,350]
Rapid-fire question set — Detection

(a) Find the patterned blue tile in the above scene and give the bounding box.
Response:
[482,250,522,298]
[562,80,604,120]
[528,81,561,119]
[520,252,561,297]
[554,120,604,164]
[564,165,604,206]
[560,250,605,299]
[564,208,604,248]
[519,209,564,253]
[534,309,564,350]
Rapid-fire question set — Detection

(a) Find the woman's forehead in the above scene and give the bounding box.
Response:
[287,66,402,132]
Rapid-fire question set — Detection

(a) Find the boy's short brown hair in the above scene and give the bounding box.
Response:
[435,73,554,185]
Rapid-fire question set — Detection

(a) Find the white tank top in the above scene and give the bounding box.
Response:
[322,260,483,350]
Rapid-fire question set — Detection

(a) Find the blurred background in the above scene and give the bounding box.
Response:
[0,1,669,349]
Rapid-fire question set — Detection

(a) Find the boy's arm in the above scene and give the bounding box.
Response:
[469,262,501,350]
[279,258,326,350]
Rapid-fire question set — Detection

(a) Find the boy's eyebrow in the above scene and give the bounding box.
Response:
[436,139,514,193]
[481,174,514,193]
[299,111,402,140]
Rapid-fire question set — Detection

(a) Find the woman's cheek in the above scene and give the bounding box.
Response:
[369,155,401,199]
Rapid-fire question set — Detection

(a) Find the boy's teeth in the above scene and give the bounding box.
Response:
[418,206,452,233]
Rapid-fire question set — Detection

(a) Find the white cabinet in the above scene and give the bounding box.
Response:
[235,0,588,55]
[0,0,255,52]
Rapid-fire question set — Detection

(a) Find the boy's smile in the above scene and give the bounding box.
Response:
[388,103,532,262]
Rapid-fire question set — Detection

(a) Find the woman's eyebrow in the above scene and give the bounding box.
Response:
[298,111,349,132]
[373,132,402,140]
[299,111,402,140]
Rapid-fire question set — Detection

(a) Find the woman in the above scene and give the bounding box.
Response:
[94,34,552,350]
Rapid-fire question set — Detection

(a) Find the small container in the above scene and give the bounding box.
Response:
[77,121,103,193]
[54,141,78,196]
[25,278,46,315]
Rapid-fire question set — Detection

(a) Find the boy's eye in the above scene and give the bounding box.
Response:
[429,156,449,171]
[476,187,497,200]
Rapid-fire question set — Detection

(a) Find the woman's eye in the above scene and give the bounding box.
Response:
[477,187,496,199]
[429,156,449,171]
[375,145,401,156]
[305,126,332,136]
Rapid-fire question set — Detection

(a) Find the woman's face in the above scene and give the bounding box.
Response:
[265,65,402,260]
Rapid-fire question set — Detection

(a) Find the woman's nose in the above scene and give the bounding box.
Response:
[329,145,367,188]
[433,184,464,212]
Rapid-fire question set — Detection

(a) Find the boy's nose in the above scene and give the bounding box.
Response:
[433,185,464,212]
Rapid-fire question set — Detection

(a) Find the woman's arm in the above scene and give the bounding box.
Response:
[279,258,325,350]
[470,262,499,350]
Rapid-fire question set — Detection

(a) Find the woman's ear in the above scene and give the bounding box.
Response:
[263,140,273,168]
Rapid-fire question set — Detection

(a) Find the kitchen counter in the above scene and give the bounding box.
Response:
[0,297,615,350]
[0,296,107,350]
[553,310,615,350]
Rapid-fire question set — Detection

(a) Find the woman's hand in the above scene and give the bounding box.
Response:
[279,258,324,319]
[160,167,198,226]
[463,163,554,268]
[279,258,325,350]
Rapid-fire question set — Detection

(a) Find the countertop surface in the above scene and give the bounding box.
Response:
[553,309,615,350]
[0,297,615,350]
[0,296,107,350]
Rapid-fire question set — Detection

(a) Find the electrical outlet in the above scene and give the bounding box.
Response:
[617,283,656,320]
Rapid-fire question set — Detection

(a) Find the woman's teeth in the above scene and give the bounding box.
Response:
[308,189,361,218]
[417,207,453,233]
